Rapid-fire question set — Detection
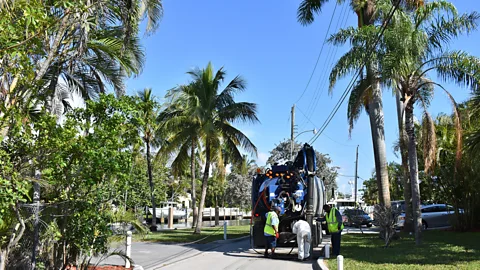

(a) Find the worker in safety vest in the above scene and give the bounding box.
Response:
[264,206,281,258]
[317,204,344,256]
[291,220,311,261]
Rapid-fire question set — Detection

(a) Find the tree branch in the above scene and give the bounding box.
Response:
[6,203,26,257]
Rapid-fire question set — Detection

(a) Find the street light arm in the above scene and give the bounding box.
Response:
[294,129,317,140]
[290,129,317,161]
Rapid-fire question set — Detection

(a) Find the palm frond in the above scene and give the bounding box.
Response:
[218,122,257,157]
[347,77,371,135]
[415,76,434,107]
[216,75,247,108]
[429,82,463,172]
[297,0,329,26]
[414,0,457,28]
[159,125,198,158]
[432,51,480,92]
[170,140,191,177]
[328,25,378,47]
[421,111,437,174]
[329,46,367,93]
[140,0,164,35]
[222,135,243,165]
[218,102,259,124]
[465,125,480,155]
[427,12,480,50]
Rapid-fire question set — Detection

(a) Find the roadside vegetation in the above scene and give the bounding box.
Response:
[1,0,480,269]
[134,225,250,244]
[326,231,480,270]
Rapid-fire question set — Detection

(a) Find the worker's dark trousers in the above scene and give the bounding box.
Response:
[331,231,342,256]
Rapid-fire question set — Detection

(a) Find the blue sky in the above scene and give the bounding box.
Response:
[126,0,480,195]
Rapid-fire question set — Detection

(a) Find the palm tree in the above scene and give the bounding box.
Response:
[298,0,388,207]
[336,0,480,244]
[381,1,480,245]
[159,84,203,228]
[38,0,162,101]
[297,0,428,208]
[233,154,256,176]
[165,63,259,233]
[1,0,163,136]
[137,88,164,231]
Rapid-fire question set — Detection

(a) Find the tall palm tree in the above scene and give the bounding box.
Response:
[298,0,390,207]
[384,5,480,245]
[159,84,203,228]
[137,88,164,231]
[165,63,259,233]
[337,0,480,243]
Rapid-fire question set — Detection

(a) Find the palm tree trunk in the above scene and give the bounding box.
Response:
[396,90,413,232]
[190,139,198,228]
[195,141,211,234]
[361,0,390,208]
[405,100,422,245]
[367,73,391,207]
[146,139,157,231]
[34,14,69,83]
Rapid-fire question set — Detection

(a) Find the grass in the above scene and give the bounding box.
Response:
[325,230,480,270]
[133,225,250,244]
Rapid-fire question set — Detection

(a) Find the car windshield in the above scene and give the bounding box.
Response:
[346,209,367,215]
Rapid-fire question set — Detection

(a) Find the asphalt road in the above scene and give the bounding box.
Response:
[94,237,315,270]
[158,238,314,270]
[94,227,383,269]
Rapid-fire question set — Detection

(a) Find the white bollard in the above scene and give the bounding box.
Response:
[223,222,227,240]
[125,231,132,268]
[324,244,330,258]
[337,255,344,270]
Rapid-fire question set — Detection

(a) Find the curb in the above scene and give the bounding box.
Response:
[313,257,329,270]
[133,265,144,270]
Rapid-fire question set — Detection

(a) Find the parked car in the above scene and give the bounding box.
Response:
[391,200,406,212]
[342,208,373,228]
[396,204,464,230]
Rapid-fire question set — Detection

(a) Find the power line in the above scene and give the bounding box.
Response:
[296,106,358,148]
[300,2,350,128]
[309,1,401,145]
[338,173,365,180]
[294,2,339,104]
[304,3,351,123]
[322,133,357,148]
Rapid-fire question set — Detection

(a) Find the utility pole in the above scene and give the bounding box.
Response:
[290,104,295,161]
[354,145,359,207]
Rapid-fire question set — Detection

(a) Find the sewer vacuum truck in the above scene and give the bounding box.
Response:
[251,143,326,248]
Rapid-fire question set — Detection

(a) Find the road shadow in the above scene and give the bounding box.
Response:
[105,235,324,269]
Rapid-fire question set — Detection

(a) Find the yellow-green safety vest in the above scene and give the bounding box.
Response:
[264,211,278,236]
[326,207,344,233]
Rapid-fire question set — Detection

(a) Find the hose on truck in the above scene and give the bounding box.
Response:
[250,185,295,256]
